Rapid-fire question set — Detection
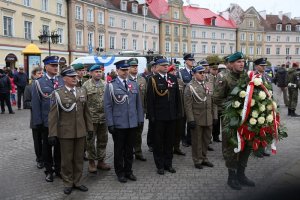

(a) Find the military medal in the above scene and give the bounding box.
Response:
[66,103,70,107]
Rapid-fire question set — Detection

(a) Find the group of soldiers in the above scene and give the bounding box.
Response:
[26,50,300,195]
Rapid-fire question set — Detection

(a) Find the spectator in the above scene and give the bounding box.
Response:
[274,64,289,106]
[0,69,14,114]
[14,66,28,110]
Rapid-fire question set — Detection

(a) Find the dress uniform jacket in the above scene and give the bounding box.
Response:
[207,74,218,120]
[129,74,147,112]
[104,78,144,129]
[177,67,192,84]
[31,75,64,127]
[48,86,93,138]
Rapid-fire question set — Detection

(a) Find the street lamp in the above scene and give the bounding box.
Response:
[38,30,60,56]
[286,55,292,68]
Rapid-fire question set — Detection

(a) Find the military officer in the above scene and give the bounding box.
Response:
[128,58,147,161]
[31,56,64,182]
[73,63,89,87]
[147,58,181,175]
[213,52,254,190]
[177,53,195,147]
[184,65,214,169]
[83,64,111,173]
[104,60,144,183]
[287,62,300,117]
[48,67,93,195]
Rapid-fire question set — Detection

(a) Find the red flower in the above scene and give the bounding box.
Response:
[252,139,260,151]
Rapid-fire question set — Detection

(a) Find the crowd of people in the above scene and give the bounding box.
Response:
[0,51,299,195]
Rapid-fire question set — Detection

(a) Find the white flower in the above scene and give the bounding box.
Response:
[269,90,273,97]
[251,110,259,118]
[267,104,273,111]
[239,91,247,98]
[258,116,265,124]
[259,105,266,112]
[251,99,255,107]
[253,78,263,86]
[239,110,243,117]
[272,101,277,110]
[258,91,267,100]
[266,115,274,123]
[232,101,241,108]
[249,118,257,125]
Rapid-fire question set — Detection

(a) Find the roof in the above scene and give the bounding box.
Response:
[22,43,41,54]
[147,0,169,19]
[264,14,300,31]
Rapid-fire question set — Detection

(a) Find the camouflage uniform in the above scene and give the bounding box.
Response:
[82,78,108,161]
[207,73,219,141]
[287,68,299,113]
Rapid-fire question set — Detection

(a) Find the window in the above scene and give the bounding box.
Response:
[88,32,94,47]
[182,43,187,53]
[143,24,147,32]
[57,28,63,44]
[144,40,147,51]
[109,17,115,27]
[201,44,207,54]
[121,38,127,50]
[121,0,127,11]
[211,18,216,26]
[276,36,280,42]
[266,35,271,42]
[182,28,187,37]
[256,47,261,55]
[75,6,82,20]
[165,42,170,52]
[133,39,137,50]
[286,36,290,42]
[153,41,157,51]
[212,32,216,39]
[296,47,300,55]
[174,11,179,19]
[286,24,291,31]
[257,34,262,41]
[211,45,216,54]
[122,19,126,29]
[132,3,138,13]
[153,25,157,34]
[133,22,137,30]
[286,48,290,55]
[221,33,225,39]
[192,44,196,53]
[174,42,179,53]
[230,33,234,40]
[165,25,170,35]
[276,47,280,55]
[42,0,48,11]
[249,33,254,41]
[142,5,148,16]
[24,21,32,40]
[240,33,245,41]
[24,0,31,6]
[296,25,300,32]
[76,30,83,46]
[98,34,104,48]
[191,30,196,38]
[249,46,254,55]
[230,46,234,54]
[42,25,49,33]
[241,46,246,54]
[276,24,282,31]
[87,9,93,22]
[3,16,13,36]
[109,36,115,49]
[202,31,206,38]
[249,20,254,28]
[98,12,104,24]
[57,2,63,16]
[266,47,270,55]
[297,37,300,42]
[174,26,179,36]
[221,45,225,54]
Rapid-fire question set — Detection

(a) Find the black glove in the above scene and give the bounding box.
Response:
[87,131,93,140]
[108,126,115,134]
[36,124,43,130]
[188,121,196,129]
[48,136,57,146]
[138,122,144,128]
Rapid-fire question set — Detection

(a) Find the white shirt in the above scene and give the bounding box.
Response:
[158,73,167,81]
[117,76,128,88]
[46,73,56,80]
[65,86,76,97]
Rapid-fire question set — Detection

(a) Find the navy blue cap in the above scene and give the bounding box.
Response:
[114,60,130,69]
[254,58,267,66]
[155,58,169,66]
[89,64,103,72]
[183,53,195,61]
[192,66,205,73]
[198,60,209,66]
[60,67,78,77]
[43,56,59,65]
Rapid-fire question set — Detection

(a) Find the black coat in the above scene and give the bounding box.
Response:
[0,74,11,93]
[147,73,181,121]
[274,67,288,87]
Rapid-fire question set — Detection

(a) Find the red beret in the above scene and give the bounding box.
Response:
[167,65,176,73]
[292,62,299,67]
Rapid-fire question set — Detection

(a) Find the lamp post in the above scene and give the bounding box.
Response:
[38,30,60,56]
[286,55,292,68]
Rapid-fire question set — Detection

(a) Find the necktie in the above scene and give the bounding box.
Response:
[163,75,166,81]
[123,80,128,90]
[50,78,54,86]
[70,88,76,97]
[189,71,192,76]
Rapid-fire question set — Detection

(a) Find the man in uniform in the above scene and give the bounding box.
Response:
[48,67,93,195]
[177,53,195,147]
[184,66,214,169]
[287,62,300,117]
[147,58,181,175]
[213,52,255,190]
[73,63,89,87]
[31,56,64,182]
[83,64,111,173]
[104,60,144,183]
[128,58,147,161]
[274,64,289,107]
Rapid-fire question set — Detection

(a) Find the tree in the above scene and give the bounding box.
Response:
[205,55,222,64]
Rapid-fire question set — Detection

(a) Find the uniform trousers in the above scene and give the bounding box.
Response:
[181,117,191,145]
[32,128,43,163]
[212,113,221,141]
[60,137,85,187]
[17,87,25,109]
[288,88,298,110]
[134,123,144,156]
[112,128,136,177]
[147,120,154,148]
[153,120,175,169]
[174,117,185,150]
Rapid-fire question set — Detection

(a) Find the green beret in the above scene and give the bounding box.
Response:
[72,63,84,70]
[228,52,244,62]
[128,58,138,66]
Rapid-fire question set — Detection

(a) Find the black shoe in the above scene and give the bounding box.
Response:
[1,111,4,114]
[238,176,255,187]
[254,152,263,158]
[194,164,203,169]
[157,168,164,175]
[117,176,127,183]
[228,170,241,190]
[202,161,214,167]
[213,138,222,142]
[164,167,176,173]
[37,162,44,169]
[125,174,137,181]
[45,173,53,182]
[174,149,186,156]
[182,142,190,147]
[148,147,153,152]
[262,152,270,156]
[55,172,62,179]
[9,111,15,114]
[74,185,88,192]
[64,187,72,195]
[207,146,214,151]
[135,155,147,161]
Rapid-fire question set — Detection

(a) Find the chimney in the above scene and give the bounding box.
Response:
[259,10,266,20]
[278,11,283,20]
[284,12,291,19]
[220,10,229,20]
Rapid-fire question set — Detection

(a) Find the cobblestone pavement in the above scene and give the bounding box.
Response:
[0,85,299,200]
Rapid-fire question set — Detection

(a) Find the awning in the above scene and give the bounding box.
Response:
[22,43,41,54]
[5,53,18,62]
